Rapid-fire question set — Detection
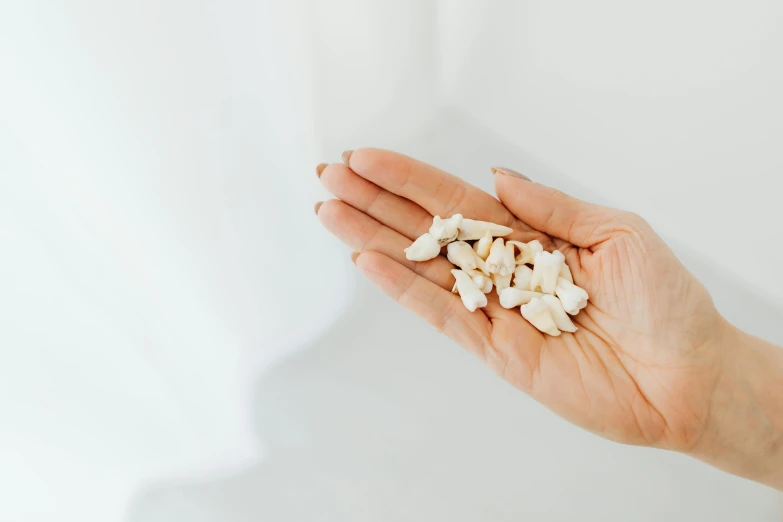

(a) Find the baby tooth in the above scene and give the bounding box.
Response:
[473,230,493,260]
[448,240,476,268]
[513,240,544,265]
[521,297,561,336]
[448,240,490,275]
[530,251,563,295]
[492,272,513,292]
[486,238,515,276]
[513,264,534,289]
[429,214,463,245]
[404,233,441,261]
[456,219,513,241]
[560,263,573,283]
[451,269,488,312]
[464,267,493,294]
[499,287,544,308]
[555,277,589,315]
[541,295,578,333]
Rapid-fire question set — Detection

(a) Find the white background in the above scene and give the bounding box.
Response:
[1,0,782,520]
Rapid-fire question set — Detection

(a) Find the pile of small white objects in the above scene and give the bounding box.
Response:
[404,214,589,337]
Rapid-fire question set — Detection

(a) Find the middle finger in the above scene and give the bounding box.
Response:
[320,163,432,241]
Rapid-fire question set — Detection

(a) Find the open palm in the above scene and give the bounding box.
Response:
[317,149,727,452]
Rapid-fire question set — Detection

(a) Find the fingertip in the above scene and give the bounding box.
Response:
[314,198,341,226]
[491,166,531,181]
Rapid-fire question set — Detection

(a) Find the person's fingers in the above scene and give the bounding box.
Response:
[355,251,493,359]
[493,169,618,248]
[346,149,535,236]
[319,163,432,241]
[317,200,454,290]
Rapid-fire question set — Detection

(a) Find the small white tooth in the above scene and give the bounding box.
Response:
[473,230,493,260]
[464,267,493,294]
[513,264,534,289]
[486,238,515,276]
[503,242,516,275]
[513,240,544,265]
[404,233,441,261]
[492,272,513,292]
[473,253,490,276]
[448,241,477,269]
[555,277,589,315]
[429,214,463,246]
[521,297,561,336]
[551,250,573,282]
[448,240,490,275]
[530,251,563,295]
[552,250,574,283]
[456,219,513,241]
[451,269,488,312]
[485,238,503,273]
[541,295,578,333]
[499,287,543,308]
[560,263,573,283]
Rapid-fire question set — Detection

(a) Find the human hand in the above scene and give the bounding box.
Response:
[316,149,782,487]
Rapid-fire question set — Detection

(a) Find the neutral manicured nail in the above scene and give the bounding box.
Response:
[314,201,323,215]
[342,150,353,165]
[350,251,360,264]
[315,163,328,177]
[491,166,530,181]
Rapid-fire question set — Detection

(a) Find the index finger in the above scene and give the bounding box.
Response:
[347,148,517,229]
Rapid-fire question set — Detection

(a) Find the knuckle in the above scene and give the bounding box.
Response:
[621,211,650,230]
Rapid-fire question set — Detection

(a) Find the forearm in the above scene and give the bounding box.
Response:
[689,322,783,490]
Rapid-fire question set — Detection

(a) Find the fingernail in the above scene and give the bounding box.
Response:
[491,166,530,181]
[314,201,323,215]
[315,163,328,177]
[342,150,353,165]
[350,251,360,264]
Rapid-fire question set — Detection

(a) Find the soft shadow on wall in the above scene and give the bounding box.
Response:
[128,109,783,522]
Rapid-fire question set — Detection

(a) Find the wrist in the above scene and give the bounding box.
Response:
[688,320,783,490]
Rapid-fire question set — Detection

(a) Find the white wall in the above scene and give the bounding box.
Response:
[1,0,781,520]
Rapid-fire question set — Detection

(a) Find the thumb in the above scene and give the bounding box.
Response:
[492,167,618,248]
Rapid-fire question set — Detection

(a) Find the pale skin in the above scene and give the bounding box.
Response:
[315,148,783,490]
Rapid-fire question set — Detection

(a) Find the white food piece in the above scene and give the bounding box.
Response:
[512,264,534,289]
[555,277,589,315]
[429,214,463,245]
[521,297,561,336]
[447,240,490,275]
[512,239,543,265]
[541,294,578,333]
[456,219,514,241]
[499,287,544,308]
[451,269,488,312]
[530,251,564,295]
[492,272,513,292]
[404,233,441,261]
[486,238,515,276]
[473,231,493,260]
